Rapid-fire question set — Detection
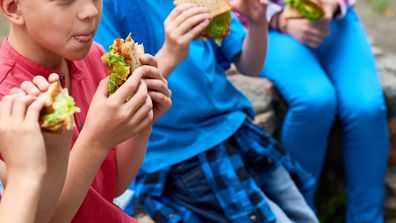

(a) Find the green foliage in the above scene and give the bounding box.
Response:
[368,0,390,13]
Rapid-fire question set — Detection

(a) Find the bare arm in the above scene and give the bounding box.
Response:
[234,21,268,76]
[115,127,151,196]
[0,174,43,223]
[232,0,269,76]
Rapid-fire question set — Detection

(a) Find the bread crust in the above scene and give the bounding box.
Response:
[174,0,231,18]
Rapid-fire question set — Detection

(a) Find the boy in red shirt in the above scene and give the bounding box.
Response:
[0,0,171,222]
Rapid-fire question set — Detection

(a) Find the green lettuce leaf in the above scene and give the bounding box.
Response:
[285,0,324,21]
[201,11,231,42]
[42,89,80,125]
[105,46,131,94]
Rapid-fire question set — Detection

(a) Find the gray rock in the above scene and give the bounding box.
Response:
[227,74,274,114]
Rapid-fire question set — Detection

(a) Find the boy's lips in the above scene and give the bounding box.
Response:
[73,34,93,43]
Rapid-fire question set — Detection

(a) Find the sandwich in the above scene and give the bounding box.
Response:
[284,0,325,21]
[101,34,145,94]
[174,0,232,46]
[39,80,80,134]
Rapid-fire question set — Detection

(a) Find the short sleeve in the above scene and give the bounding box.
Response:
[219,13,247,64]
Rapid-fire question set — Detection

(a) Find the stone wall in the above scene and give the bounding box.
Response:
[227,53,396,223]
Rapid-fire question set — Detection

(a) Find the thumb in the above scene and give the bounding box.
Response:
[94,76,110,98]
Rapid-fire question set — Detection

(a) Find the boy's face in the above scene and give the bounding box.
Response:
[19,0,102,60]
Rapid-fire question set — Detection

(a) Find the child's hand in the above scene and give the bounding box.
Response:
[0,91,47,178]
[19,73,60,96]
[140,54,172,121]
[82,69,153,151]
[231,0,268,26]
[162,3,210,65]
[320,0,339,20]
[17,74,73,152]
[282,15,329,48]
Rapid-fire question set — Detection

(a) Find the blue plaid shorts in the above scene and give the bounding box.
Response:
[131,121,315,222]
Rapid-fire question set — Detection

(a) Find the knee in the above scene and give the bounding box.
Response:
[289,87,337,121]
[341,97,387,123]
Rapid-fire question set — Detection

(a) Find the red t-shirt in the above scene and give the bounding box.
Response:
[0,38,137,223]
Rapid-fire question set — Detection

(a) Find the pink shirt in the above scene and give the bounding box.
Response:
[267,0,356,21]
[0,38,137,223]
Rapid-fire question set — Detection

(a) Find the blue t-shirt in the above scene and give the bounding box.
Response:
[96,0,254,173]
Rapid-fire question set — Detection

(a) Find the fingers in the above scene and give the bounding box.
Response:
[12,95,36,123]
[0,94,23,121]
[32,75,51,92]
[179,19,210,43]
[176,12,210,36]
[139,54,158,68]
[171,5,210,31]
[140,64,166,83]
[25,98,46,122]
[110,66,144,103]
[129,96,153,127]
[167,3,196,21]
[48,73,60,83]
[20,80,41,96]
[93,77,110,100]
[9,87,25,95]
[144,79,171,98]
[125,80,149,114]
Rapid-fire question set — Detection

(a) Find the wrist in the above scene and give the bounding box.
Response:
[7,171,44,188]
[77,128,112,157]
[278,12,288,34]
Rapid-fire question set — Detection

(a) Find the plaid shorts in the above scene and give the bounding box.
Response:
[132,121,315,223]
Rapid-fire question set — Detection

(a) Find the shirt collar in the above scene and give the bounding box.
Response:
[1,37,82,81]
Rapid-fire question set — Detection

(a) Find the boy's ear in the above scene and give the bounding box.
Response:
[0,0,24,25]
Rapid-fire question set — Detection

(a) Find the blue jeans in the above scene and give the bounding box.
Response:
[262,9,389,223]
[168,162,318,223]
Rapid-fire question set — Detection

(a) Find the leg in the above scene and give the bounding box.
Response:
[320,9,389,223]
[167,145,277,223]
[262,31,337,205]
[260,166,319,223]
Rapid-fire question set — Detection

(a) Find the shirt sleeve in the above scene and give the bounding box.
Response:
[267,1,284,22]
[335,0,356,19]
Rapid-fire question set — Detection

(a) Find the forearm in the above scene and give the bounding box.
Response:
[234,21,268,76]
[156,47,179,79]
[0,175,43,223]
[48,132,109,223]
[34,148,70,223]
[115,127,151,196]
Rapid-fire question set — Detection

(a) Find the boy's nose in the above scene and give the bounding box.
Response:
[78,1,100,21]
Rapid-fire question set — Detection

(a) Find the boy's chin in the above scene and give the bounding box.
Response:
[66,46,92,60]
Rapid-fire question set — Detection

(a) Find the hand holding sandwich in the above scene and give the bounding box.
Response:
[0,89,49,223]
[157,3,211,77]
[230,0,268,26]
[320,0,340,20]
[283,16,329,48]
[139,54,172,122]
[0,90,47,179]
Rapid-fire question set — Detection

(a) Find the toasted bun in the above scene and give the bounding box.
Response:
[283,8,304,19]
[101,35,145,94]
[38,81,71,134]
[174,0,231,18]
[121,35,144,72]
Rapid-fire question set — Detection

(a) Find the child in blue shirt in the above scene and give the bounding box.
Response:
[96,0,318,222]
